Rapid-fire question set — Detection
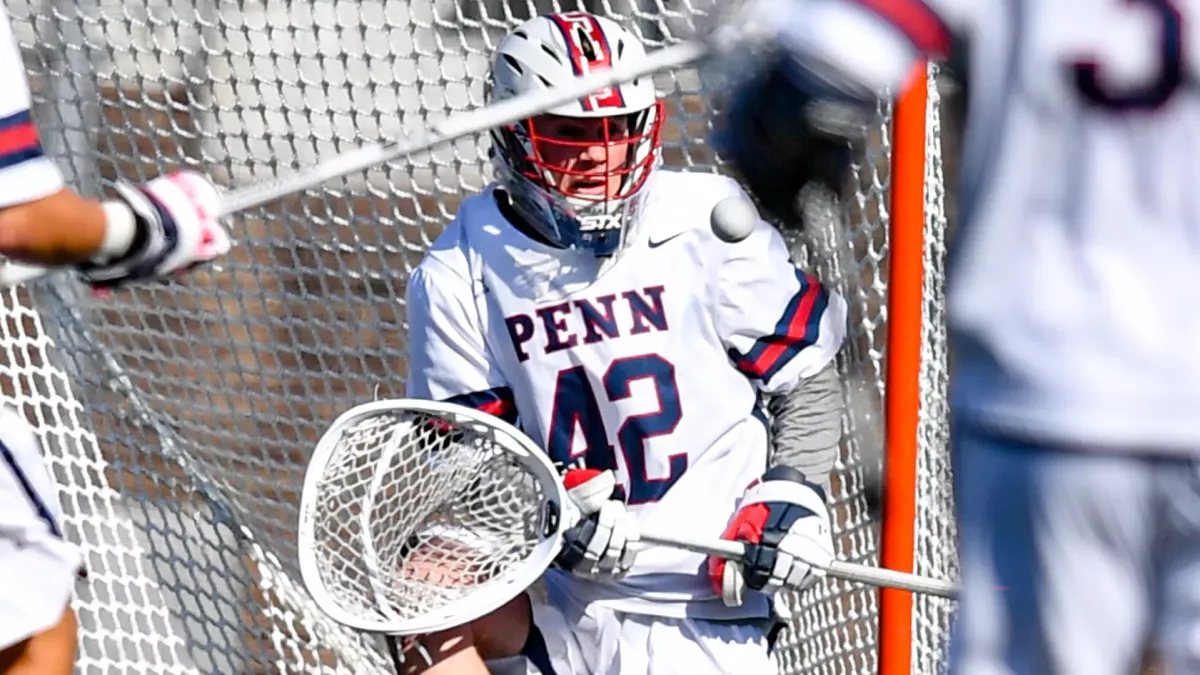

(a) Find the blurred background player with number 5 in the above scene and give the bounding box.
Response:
[0,1,230,672]
[404,11,850,675]
[717,0,1200,673]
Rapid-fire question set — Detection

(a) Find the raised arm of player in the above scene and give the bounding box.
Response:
[0,4,228,288]
[761,0,973,93]
[717,0,973,228]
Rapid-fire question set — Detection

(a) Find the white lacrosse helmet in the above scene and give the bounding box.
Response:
[488,12,663,257]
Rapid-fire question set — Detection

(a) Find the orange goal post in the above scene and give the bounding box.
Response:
[1,0,956,672]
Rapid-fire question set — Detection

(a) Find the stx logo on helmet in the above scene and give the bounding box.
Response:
[549,12,625,111]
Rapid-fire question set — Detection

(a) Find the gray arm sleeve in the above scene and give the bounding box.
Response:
[766,361,844,498]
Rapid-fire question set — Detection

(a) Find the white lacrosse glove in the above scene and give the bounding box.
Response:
[554,468,640,582]
[77,170,230,289]
[708,466,835,606]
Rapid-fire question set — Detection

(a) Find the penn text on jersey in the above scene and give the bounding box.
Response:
[504,285,668,361]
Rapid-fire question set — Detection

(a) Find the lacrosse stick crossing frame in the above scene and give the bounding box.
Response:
[0,38,711,287]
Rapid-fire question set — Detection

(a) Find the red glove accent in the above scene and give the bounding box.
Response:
[563,468,604,491]
[563,468,615,514]
[708,502,771,595]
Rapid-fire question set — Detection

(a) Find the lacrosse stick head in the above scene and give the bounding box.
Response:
[297,399,572,635]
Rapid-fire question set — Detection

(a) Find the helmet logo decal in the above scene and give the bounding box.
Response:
[549,12,625,111]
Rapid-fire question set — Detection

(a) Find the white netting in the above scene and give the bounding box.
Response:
[2,0,954,671]
[302,408,549,629]
[911,73,957,675]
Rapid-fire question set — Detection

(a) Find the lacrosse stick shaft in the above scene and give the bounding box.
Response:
[0,40,709,287]
[639,530,958,599]
[220,40,708,215]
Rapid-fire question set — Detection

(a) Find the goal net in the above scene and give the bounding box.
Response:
[3,0,957,672]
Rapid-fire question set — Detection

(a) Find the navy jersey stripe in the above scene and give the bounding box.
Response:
[729,268,831,383]
[0,110,44,170]
[445,386,519,424]
[0,439,62,539]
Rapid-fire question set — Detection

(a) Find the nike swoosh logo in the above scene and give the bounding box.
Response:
[647,233,683,248]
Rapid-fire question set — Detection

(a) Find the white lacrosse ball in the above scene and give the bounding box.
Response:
[710,195,759,243]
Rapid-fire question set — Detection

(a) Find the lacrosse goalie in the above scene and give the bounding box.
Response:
[403,11,848,674]
[0,4,227,672]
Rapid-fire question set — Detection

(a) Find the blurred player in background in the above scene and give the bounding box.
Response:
[717,0,1200,673]
[404,11,848,675]
[0,2,228,672]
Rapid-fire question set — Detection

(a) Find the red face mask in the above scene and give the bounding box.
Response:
[515,104,663,206]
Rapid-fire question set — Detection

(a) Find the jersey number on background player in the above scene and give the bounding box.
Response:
[547,354,684,505]
[1072,0,1186,110]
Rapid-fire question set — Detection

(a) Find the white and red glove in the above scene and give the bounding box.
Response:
[554,468,640,582]
[77,170,230,289]
[709,466,835,606]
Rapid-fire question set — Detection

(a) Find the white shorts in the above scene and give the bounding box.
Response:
[488,570,778,675]
[0,405,81,650]
[952,427,1200,675]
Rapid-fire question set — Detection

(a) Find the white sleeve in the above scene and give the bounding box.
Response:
[405,258,516,422]
[758,0,974,94]
[0,4,63,208]
[716,220,848,395]
[0,405,80,650]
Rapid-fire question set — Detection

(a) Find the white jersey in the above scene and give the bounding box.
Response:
[0,4,76,650]
[773,0,1200,452]
[0,405,81,649]
[406,170,847,620]
[0,4,62,207]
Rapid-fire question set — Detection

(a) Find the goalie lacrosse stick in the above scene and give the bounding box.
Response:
[638,530,957,599]
[297,399,957,640]
[296,398,573,637]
